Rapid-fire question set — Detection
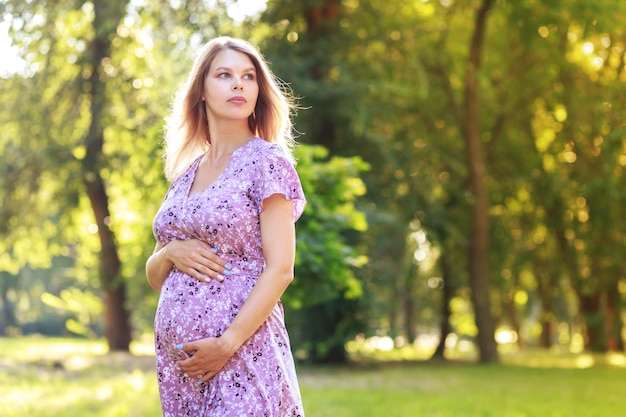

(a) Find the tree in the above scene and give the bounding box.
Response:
[81,0,132,350]
[497,0,626,351]
[263,0,345,153]
[2,0,133,349]
[462,0,498,363]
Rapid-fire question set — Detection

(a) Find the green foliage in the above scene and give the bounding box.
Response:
[290,144,368,308]
[286,144,369,363]
[258,0,626,354]
[41,288,103,338]
[479,0,626,350]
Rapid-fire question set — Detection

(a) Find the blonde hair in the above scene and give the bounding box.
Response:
[163,36,296,181]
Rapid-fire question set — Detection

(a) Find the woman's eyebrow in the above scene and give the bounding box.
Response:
[214,66,256,72]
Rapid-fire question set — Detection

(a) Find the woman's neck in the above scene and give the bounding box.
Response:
[209,124,254,158]
[207,121,254,158]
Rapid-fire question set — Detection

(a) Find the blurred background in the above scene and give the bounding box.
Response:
[1,0,625,370]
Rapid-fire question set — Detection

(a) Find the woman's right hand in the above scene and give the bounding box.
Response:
[164,239,231,283]
[147,239,231,290]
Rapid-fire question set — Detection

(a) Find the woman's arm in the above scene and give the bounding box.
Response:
[222,193,296,347]
[177,193,296,381]
[146,239,231,290]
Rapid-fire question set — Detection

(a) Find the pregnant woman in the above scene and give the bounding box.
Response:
[146,36,306,416]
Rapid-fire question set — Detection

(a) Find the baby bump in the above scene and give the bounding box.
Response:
[154,269,254,354]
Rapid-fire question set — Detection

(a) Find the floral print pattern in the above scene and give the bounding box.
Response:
[152,138,306,416]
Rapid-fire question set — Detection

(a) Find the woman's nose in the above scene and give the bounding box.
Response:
[232,77,243,90]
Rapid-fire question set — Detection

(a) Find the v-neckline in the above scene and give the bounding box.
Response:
[185,137,257,199]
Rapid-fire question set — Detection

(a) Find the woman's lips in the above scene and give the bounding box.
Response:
[227,96,247,104]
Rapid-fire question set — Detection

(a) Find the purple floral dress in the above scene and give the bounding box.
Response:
[152,138,306,417]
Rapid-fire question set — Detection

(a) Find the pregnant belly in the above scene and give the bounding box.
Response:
[154,269,253,356]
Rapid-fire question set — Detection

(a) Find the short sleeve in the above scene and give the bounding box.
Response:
[252,145,306,221]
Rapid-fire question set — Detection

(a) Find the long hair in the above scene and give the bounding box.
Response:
[163,36,296,181]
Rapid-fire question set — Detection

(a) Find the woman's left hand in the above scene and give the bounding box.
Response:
[176,336,238,382]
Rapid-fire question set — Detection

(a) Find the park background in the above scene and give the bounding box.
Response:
[1,0,626,415]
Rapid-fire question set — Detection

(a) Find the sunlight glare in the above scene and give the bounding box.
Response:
[65,355,95,371]
[228,0,268,22]
[0,21,27,77]
[128,369,147,390]
[495,328,518,344]
[365,336,394,351]
[606,353,626,367]
[592,57,603,69]
[97,385,114,400]
[575,354,594,368]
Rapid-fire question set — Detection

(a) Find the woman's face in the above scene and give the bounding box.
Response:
[203,49,259,123]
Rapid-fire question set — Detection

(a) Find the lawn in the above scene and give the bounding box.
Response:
[1,336,624,417]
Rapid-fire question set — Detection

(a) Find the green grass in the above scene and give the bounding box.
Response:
[301,363,625,417]
[0,336,160,417]
[1,336,625,417]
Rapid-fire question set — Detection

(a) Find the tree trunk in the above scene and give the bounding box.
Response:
[463,0,498,363]
[402,264,417,344]
[605,279,624,351]
[536,262,558,349]
[577,264,624,353]
[302,0,342,151]
[578,293,604,352]
[400,231,419,343]
[506,295,523,349]
[82,173,132,350]
[81,0,131,351]
[0,272,17,335]
[538,285,554,349]
[431,252,453,359]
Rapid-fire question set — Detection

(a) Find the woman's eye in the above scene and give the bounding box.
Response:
[218,73,230,78]
[243,73,255,80]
